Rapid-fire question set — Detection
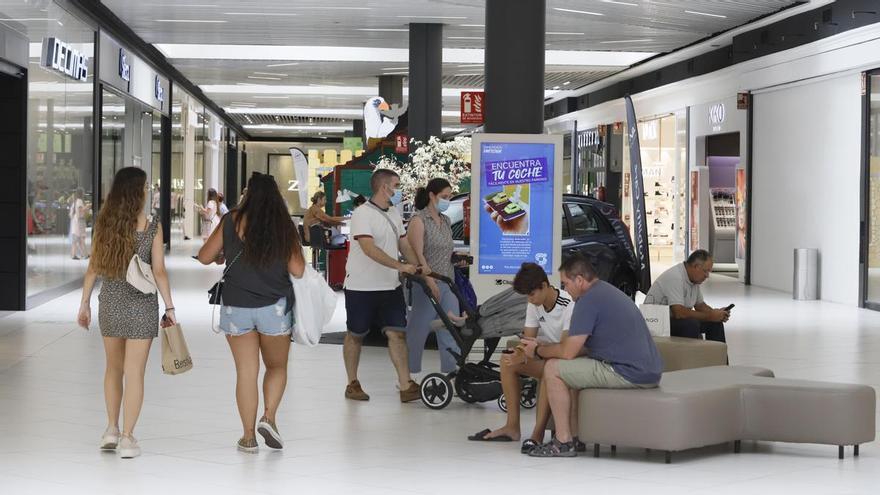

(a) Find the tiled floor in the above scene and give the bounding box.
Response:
[1,246,878,494]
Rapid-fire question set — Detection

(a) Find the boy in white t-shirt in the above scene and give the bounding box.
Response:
[468,263,584,454]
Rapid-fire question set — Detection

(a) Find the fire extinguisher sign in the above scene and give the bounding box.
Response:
[461,91,485,124]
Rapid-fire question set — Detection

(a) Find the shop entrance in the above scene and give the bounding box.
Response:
[99,86,162,210]
[861,73,880,309]
[704,132,741,276]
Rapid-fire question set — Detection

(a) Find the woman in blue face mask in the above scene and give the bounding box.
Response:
[405,178,462,375]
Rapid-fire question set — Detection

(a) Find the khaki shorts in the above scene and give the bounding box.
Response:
[558,357,657,390]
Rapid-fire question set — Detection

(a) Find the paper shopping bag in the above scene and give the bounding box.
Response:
[161,323,193,375]
[639,304,671,337]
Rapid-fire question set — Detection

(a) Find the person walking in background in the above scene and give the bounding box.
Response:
[69,188,88,260]
[198,173,305,453]
[342,169,422,402]
[77,167,177,459]
[196,188,220,242]
[404,178,461,376]
[217,192,230,216]
[302,191,345,246]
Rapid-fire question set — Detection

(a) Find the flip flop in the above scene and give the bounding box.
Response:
[468,429,514,442]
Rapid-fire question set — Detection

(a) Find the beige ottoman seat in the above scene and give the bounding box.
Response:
[577,366,876,463]
[652,336,728,371]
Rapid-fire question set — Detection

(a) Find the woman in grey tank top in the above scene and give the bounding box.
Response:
[405,178,462,374]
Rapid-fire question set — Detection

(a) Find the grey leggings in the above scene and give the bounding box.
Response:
[406,282,462,373]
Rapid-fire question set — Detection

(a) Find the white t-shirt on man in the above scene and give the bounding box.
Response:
[524,288,574,343]
[345,201,406,291]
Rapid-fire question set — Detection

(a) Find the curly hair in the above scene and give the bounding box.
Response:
[234,173,302,268]
[92,167,147,279]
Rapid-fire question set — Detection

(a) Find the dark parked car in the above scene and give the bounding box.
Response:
[445,193,641,297]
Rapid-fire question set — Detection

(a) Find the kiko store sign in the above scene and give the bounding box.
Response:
[40,38,88,82]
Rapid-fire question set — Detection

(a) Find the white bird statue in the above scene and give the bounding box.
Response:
[363,96,398,139]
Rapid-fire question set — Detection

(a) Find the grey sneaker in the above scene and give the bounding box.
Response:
[528,439,577,458]
[100,427,119,451]
[237,437,258,454]
[118,435,141,459]
[257,417,283,449]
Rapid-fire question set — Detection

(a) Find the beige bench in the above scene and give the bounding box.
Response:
[577,365,876,463]
[652,336,727,371]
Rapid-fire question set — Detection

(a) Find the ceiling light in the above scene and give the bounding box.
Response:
[243,124,350,131]
[382,71,409,75]
[0,18,57,21]
[223,12,299,16]
[357,28,408,32]
[563,81,571,85]
[685,10,727,19]
[205,85,585,99]
[253,71,288,77]
[553,85,561,90]
[459,24,484,27]
[163,44,654,66]
[266,62,300,68]
[251,95,290,99]
[448,37,482,40]
[601,0,638,6]
[552,8,604,16]
[381,67,409,71]
[396,16,468,20]
[547,32,585,36]
[155,19,227,23]
[600,39,653,44]
[247,75,282,81]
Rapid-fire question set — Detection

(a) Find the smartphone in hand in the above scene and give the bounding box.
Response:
[724,304,735,312]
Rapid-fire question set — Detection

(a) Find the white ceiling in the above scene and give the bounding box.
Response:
[3,0,807,138]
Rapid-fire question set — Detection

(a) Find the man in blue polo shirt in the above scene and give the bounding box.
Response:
[520,253,663,457]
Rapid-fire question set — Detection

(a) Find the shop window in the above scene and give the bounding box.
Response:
[567,203,601,236]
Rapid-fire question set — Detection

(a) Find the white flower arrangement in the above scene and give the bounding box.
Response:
[373,136,472,199]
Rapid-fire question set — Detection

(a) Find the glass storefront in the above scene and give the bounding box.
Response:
[18,6,96,297]
[864,75,880,305]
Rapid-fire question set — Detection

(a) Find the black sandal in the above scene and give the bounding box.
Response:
[521,439,540,454]
[528,439,577,458]
[468,428,514,442]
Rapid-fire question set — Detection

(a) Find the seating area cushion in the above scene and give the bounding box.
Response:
[653,336,728,372]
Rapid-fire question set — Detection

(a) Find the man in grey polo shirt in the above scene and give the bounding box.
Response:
[645,249,731,342]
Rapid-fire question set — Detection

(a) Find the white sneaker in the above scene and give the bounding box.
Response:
[257,417,283,449]
[118,435,141,459]
[100,427,120,451]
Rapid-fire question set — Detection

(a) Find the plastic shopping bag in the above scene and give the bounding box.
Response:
[290,265,337,346]
[639,304,671,337]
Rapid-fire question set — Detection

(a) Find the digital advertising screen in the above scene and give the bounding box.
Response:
[478,141,556,275]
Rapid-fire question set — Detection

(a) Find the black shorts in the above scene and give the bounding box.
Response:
[344,287,407,337]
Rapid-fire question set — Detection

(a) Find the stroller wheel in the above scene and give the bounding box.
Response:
[420,373,454,410]
[497,394,508,412]
[521,378,539,409]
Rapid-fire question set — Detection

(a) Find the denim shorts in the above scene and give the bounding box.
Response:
[218,297,294,337]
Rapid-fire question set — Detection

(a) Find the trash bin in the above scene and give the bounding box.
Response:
[793,248,819,300]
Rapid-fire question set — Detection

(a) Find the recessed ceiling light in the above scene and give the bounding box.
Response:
[553,8,604,16]
[448,36,482,40]
[357,28,408,32]
[684,10,727,19]
[155,19,227,23]
[563,81,571,85]
[601,0,638,6]
[600,39,653,44]
[396,16,468,20]
[547,32,585,36]
[266,62,300,67]
[553,85,561,90]
[223,12,299,16]
[382,71,409,75]
[253,71,288,77]
[247,75,282,81]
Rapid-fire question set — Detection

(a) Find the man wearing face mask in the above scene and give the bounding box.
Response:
[343,169,422,402]
[404,178,462,377]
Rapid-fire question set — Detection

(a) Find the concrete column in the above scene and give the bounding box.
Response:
[408,23,443,143]
[379,75,404,107]
[484,0,546,134]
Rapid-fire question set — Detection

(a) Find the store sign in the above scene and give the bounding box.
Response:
[154,75,165,109]
[461,91,485,124]
[478,141,555,275]
[118,48,131,84]
[709,103,726,127]
[40,38,88,82]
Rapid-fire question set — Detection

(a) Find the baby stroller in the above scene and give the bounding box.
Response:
[405,272,539,411]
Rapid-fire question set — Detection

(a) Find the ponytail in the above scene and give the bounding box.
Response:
[414,177,452,211]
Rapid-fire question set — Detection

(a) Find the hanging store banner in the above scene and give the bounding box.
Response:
[624,95,652,293]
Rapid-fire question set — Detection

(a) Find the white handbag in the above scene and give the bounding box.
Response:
[126,254,157,294]
[640,304,670,337]
[290,265,337,346]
